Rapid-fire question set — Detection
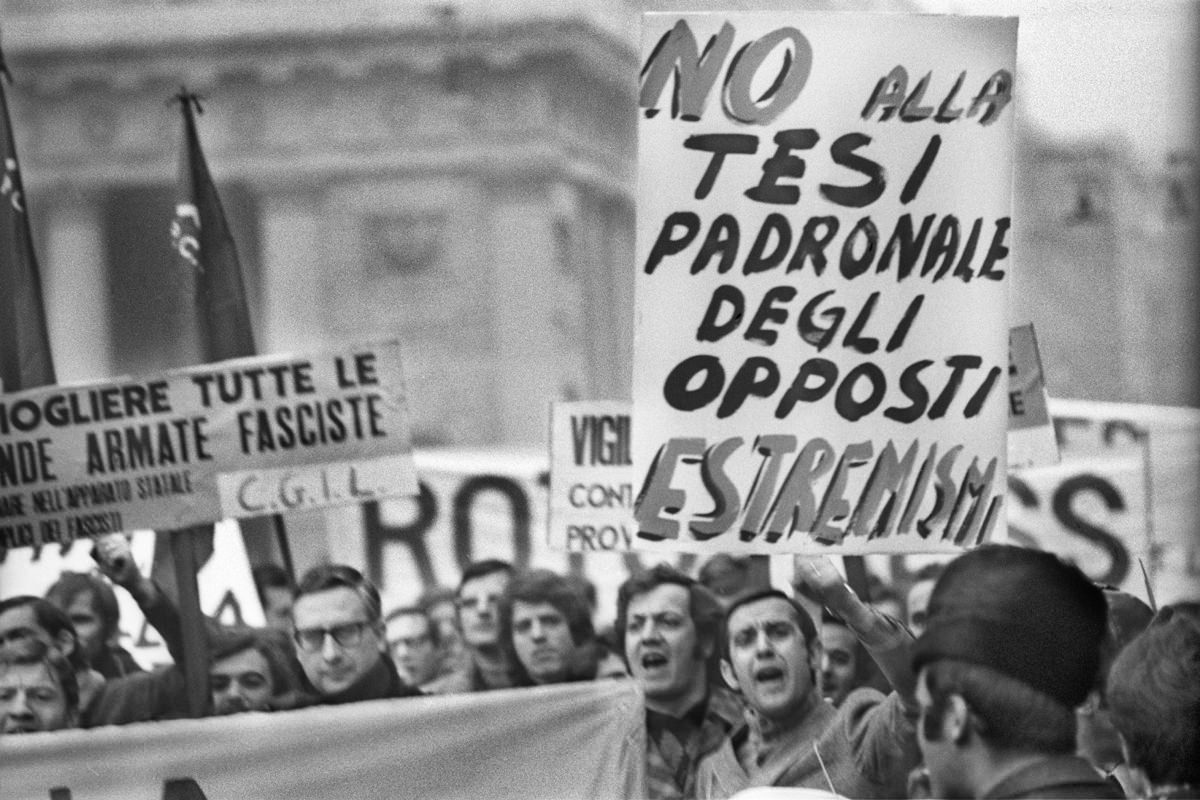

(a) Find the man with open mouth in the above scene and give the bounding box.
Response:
[694,557,921,799]
[616,564,744,800]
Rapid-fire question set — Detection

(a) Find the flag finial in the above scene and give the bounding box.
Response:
[171,86,205,116]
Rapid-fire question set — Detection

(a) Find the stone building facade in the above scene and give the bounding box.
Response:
[1012,135,1196,406]
[5,1,637,450]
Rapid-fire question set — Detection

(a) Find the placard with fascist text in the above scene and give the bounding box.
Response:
[0,341,417,549]
[633,13,1017,553]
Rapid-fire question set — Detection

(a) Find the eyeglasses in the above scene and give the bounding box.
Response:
[293,621,370,652]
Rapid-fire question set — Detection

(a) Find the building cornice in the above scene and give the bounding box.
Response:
[5,14,636,99]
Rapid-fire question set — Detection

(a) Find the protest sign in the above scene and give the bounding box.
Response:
[1046,398,1200,604]
[1008,449,1150,595]
[0,341,417,552]
[0,681,646,800]
[1007,323,1059,468]
[549,401,637,552]
[633,13,1018,554]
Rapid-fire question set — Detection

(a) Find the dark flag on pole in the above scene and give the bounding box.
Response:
[0,53,56,392]
[158,89,273,716]
[171,90,257,364]
[149,91,260,603]
[168,92,294,582]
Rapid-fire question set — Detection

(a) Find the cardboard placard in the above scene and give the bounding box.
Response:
[0,341,417,551]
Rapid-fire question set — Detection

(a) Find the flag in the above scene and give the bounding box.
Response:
[152,91,262,600]
[0,55,55,392]
[171,90,256,364]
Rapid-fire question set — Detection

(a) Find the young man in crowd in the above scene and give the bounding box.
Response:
[1106,602,1200,800]
[44,571,142,679]
[290,564,421,704]
[912,544,1122,799]
[385,606,443,689]
[0,595,103,712]
[252,563,296,633]
[616,563,743,800]
[500,568,608,686]
[694,557,919,799]
[820,611,885,707]
[0,638,79,735]
[208,626,304,715]
[423,559,515,694]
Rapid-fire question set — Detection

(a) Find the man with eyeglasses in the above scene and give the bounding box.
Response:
[291,564,421,704]
[423,559,515,694]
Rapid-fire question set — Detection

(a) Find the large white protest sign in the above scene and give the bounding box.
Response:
[0,341,418,551]
[633,13,1017,554]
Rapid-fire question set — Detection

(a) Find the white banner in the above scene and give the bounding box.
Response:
[0,681,646,800]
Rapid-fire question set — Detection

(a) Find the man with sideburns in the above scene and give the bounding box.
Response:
[694,557,920,799]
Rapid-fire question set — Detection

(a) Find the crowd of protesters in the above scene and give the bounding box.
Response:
[1,536,1197,800]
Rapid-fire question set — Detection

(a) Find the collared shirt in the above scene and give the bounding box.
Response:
[982,754,1127,799]
[644,685,743,800]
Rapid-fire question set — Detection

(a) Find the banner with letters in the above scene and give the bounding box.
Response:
[0,341,418,551]
[633,13,1018,554]
[0,681,646,800]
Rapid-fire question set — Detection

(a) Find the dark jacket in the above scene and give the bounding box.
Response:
[983,755,1127,799]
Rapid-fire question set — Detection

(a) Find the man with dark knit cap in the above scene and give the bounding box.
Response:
[911,544,1122,799]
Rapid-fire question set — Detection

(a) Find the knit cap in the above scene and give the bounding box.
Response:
[911,544,1107,709]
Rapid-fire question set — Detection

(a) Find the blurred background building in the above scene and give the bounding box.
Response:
[4,0,1196,437]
